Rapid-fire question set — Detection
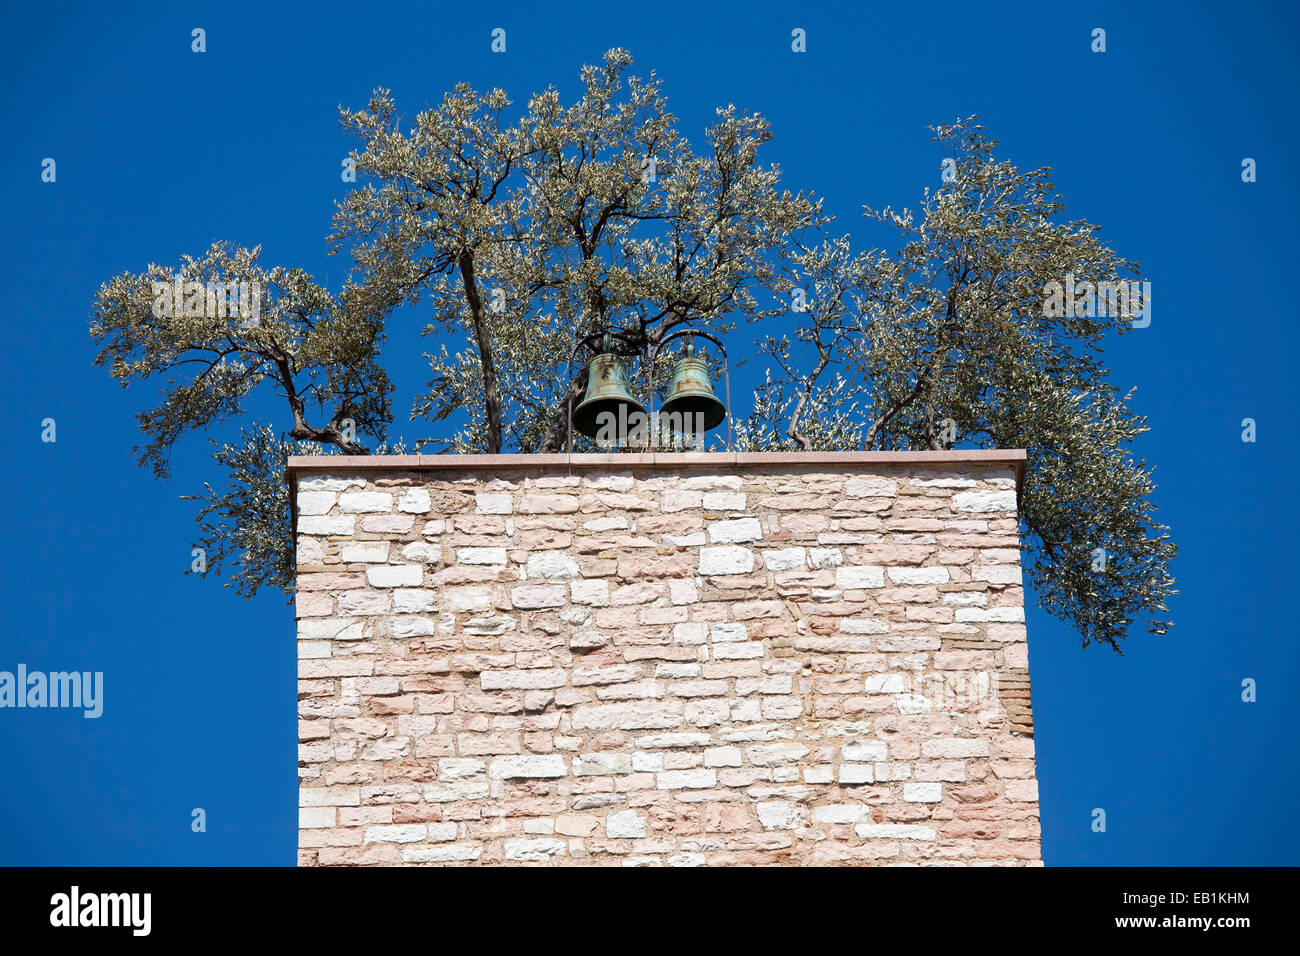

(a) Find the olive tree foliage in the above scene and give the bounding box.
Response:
[742,121,1175,650]
[89,53,1175,651]
[90,243,394,595]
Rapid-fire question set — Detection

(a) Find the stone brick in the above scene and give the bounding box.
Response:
[365,824,427,844]
[845,477,898,497]
[504,839,567,861]
[403,845,482,863]
[854,824,936,840]
[699,546,754,575]
[835,566,886,589]
[299,516,355,536]
[476,493,513,515]
[904,783,943,803]
[953,490,1016,513]
[657,769,717,790]
[398,489,431,513]
[458,547,507,565]
[339,492,393,513]
[297,491,337,516]
[887,566,950,585]
[707,518,763,543]
[762,548,806,571]
[339,541,390,563]
[480,669,567,691]
[367,565,423,588]
[510,585,568,609]
[606,810,647,838]
[489,755,567,779]
[527,551,580,579]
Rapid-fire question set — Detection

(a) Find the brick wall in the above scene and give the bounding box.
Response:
[291,451,1041,866]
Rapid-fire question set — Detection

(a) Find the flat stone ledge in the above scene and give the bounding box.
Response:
[287,449,1026,475]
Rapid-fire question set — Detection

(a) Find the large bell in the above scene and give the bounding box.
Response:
[572,350,646,439]
[659,341,726,432]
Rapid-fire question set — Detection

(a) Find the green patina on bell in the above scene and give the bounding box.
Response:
[659,340,726,432]
[572,343,645,439]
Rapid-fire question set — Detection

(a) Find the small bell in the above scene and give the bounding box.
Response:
[572,341,646,439]
[659,340,726,432]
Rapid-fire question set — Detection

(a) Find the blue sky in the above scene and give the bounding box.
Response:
[1,0,1295,865]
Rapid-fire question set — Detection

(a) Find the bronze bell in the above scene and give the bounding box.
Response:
[572,347,646,439]
[659,340,726,432]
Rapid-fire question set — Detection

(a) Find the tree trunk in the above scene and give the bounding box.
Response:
[536,373,588,453]
[458,250,504,454]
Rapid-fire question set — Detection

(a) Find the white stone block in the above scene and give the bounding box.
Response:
[757,801,802,830]
[365,824,426,844]
[845,477,898,497]
[808,548,844,569]
[811,805,869,824]
[803,767,834,784]
[699,546,754,575]
[904,783,943,803]
[570,579,610,606]
[426,823,458,842]
[839,764,874,784]
[299,516,354,536]
[973,564,1022,585]
[704,746,742,767]
[504,839,566,861]
[955,607,1025,623]
[606,810,647,838]
[298,477,365,492]
[339,541,390,563]
[703,492,746,511]
[402,845,482,863]
[297,491,336,515]
[854,824,936,840]
[656,769,717,790]
[863,675,905,695]
[835,565,885,589]
[953,490,1017,513]
[669,579,699,605]
[480,669,567,691]
[299,807,335,829]
[673,622,708,645]
[709,623,748,644]
[442,586,491,613]
[475,493,513,515]
[842,740,888,762]
[707,517,763,543]
[458,547,506,565]
[746,742,808,766]
[489,755,567,779]
[527,551,580,579]
[400,542,439,564]
[366,565,423,588]
[338,492,393,514]
[761,548,806,571]
[887,566,950,585]
[397,489,430,513]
